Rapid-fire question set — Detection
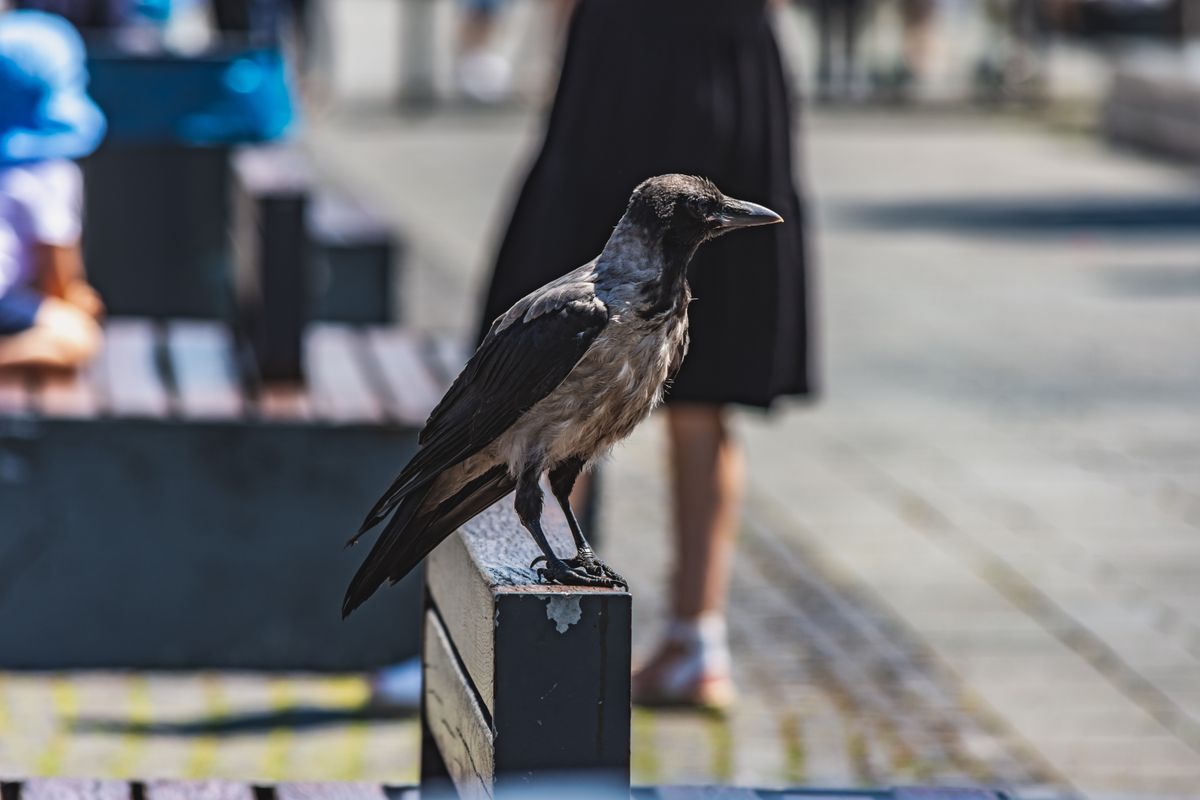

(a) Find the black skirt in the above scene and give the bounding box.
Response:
[478,0,815,408]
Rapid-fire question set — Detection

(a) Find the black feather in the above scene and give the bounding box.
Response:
[342,465,516,617]
[352,287,608,540]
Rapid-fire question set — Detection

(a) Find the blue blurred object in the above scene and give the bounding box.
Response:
[133,0,173,22]
[87,42,296,144]
[0,10,107,165]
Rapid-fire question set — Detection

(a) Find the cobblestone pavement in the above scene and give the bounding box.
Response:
[3,97,1199,799]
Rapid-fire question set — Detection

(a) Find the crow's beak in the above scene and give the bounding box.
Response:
[710,198,784,232]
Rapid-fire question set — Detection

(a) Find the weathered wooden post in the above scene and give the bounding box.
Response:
[420,503,632,799]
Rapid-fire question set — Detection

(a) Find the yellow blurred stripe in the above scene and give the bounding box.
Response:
[109,674,152,779]
[630,708,660,784]
[779,711,806,785]
[260,677,295,781]
[705,713,733,782]
[318,675,368,781]
[184,674,225,779]
[35,675,78,776]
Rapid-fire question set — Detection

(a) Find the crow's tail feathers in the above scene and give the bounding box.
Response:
[342,465,516,618]
[349,471,422,544]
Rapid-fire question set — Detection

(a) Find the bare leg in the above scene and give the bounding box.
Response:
[0,297,101,369]
[666,404,743,620]
[540,456,626,585]
[631,404,741,709]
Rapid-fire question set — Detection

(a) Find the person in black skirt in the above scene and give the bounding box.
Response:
[478,0,815,710]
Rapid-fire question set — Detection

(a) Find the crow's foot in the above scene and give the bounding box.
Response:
[531,550,627,588]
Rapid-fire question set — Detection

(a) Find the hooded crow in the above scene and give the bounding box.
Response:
[343,174,782,617]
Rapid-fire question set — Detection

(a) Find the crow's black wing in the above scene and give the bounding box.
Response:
[353,287,608,539]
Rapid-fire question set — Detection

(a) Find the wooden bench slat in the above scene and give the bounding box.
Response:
[166,321,243,420]
[256,382,313,422]
[305,326,384,425]
[36,359,102,418]
[102,319,170,418]
[0,369,29,415]
[18,779,131,799]
[143,779,254,800]
[365,329,442,427]
[275,782,388,799]
[423,608,495,800]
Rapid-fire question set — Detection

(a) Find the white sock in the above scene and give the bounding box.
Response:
[664,611,731,677]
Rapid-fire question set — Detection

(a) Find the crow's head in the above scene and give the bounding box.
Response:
[625,174,782,247]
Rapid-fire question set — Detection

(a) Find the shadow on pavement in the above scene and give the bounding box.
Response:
[72,704,414,736]
[842,195,1200,237]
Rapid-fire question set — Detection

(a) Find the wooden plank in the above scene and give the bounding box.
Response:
[427,532,500,714]
[309,193,392,245]
[143,779,254,800]
[423,608,495,800]
[365,329,442,427]
[0,368,29,415]
[37,359,102,418]
[101,319,170,418]
[424,502,631,798]
[18,779,131,799]
[275,783,388,799]
[425,503,583,716]
[165,321,243,420]
[304,325,384,425]
[256,381,313,422]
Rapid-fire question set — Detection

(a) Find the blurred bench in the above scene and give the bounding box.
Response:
[81,39,401,322]
[232,145,401,381]
[84,142,402,323]
[0,319,464,669]
[420,503,632,799]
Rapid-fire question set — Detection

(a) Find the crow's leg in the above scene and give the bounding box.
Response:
[514,462,615,588]
[529,457,626,586]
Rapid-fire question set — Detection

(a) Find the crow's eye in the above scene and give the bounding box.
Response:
[686,196,714,219]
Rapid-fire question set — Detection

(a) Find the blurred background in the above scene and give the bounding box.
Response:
[1,0,1199,797]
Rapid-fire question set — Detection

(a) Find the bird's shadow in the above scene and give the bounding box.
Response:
[72,704,414,737]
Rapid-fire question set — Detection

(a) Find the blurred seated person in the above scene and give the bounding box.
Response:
[0,10,106,369]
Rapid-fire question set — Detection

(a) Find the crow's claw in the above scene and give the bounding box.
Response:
[536,559,625,588]
[562,552,627,587]
[530,555,548,569]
